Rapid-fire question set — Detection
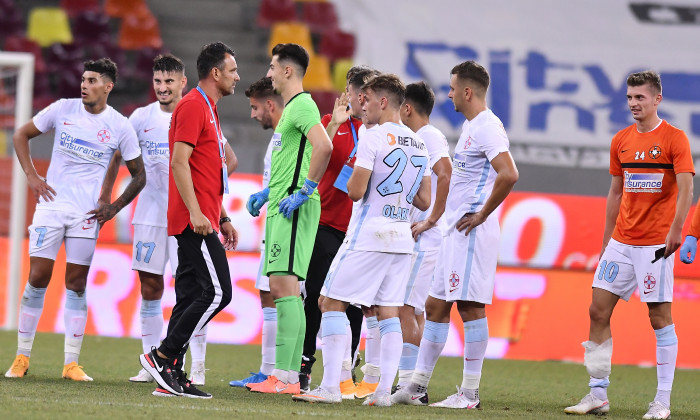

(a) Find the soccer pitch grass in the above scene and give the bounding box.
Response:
[1,331,699,419]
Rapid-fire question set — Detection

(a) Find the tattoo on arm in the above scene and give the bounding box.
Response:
[113,155,146,211]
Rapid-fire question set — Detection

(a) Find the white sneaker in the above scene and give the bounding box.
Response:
[430,386,480,409]
[564,393,610,415]
[391,384,429,405]
[129,368,154,383]
[363,393,392,407]
[292,386,342,404]
[642,401,670,419]
[189,362,205,385]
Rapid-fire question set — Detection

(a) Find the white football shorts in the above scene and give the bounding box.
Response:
[28,209,99,266]
[132,224,178,275]
[593,238,673,302]
[404,249,439,312]
[429,214,499,304]
[321,244,411,307]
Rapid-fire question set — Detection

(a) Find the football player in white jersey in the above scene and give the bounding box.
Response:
[395,81,452,392]
[229,77,284,388]
[294,74,431,406]
[6,58,146,381]
[392,60,518,409]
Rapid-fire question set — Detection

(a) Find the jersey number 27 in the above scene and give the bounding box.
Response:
[376,148,427,204]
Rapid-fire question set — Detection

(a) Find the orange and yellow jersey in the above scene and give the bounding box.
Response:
[610,120,694,246]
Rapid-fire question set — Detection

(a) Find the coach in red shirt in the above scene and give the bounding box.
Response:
[140,42,239,399]
[299,67,377,391]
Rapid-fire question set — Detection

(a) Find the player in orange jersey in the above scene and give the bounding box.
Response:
[566,71,694,420]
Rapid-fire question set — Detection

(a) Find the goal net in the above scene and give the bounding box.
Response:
[0,52,34,330]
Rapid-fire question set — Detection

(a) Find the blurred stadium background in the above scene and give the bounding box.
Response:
[1,0,699,371]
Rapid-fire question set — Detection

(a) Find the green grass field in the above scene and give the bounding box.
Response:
[1,330,698,419]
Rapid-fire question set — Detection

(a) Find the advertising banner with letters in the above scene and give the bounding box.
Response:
[331,0,700,154]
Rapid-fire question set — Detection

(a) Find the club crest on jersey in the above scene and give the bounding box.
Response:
[643,273,656,291]
[387,133,396,145]
[649,145,661,159]
[97,129,111,143]
[464,136,472,150]
[448,271,460,293]
[623,171,663,193]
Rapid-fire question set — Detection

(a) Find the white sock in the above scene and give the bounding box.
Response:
[272,368,288,384]
[461,318,488,391]
[364,316,381,383]
[287,370,299,384]
[340,322,352,382]
[376,317,403,396]
[589,376,610,401]
[64,290,87,365]
[398,343,419,386]
[260,307,277,375]
[654,324,677,408]
[189,324,207,364]
[319,311,347,394]
[17,283,47,357]
[412,320,449,388]
[139,299,163,354]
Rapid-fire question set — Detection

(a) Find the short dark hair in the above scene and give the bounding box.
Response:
[153,53,185,74]
[627,70,662,94]
[245,77,282,105]
[451,60,489,94]
[83,58,117,84]
[361,73,406,108]
[346,65,373,82]
[271,43,310,75]
[404,81,435,116]
[197,42,235,81]
[348,68,379,90]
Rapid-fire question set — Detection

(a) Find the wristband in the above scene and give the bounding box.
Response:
[219,216,231,225]
[300,178,319,196]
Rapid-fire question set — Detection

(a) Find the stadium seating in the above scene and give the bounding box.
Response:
[301,2,338,34]
[118,9,163,50]
[304,55,333,91]
[45,42,84,74]
[0,0,24,41]
[257,0,298,28]
[267,22,314,57]
[104,0,146,18]
[310,90,337,116]
[3,36,47,74]
[72,11,111,45]
[331,58,354,91]
[32,72,55,111]
[27,7,73,47]
[319,29,356,62]
[60,0,100,18]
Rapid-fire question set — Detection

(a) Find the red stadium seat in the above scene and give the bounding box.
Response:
[60,0,101,18]
[104,0,146,18]
[118,10,163,50]
[72,11,111,45]
[301,2,338,34]
[45,42,85,74]
[32,72,56,111]
[257,0,298,28]
[319,29,356,62]
[0,0,24,41]
[3,36,47,74]
[310,90,338,116]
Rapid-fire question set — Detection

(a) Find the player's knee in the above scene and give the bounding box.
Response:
[588,302,612,325]
[647,305,673,330]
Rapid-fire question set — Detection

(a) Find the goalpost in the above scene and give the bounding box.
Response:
[0,52,34,330]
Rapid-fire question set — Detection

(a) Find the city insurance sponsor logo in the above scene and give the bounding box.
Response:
[624,171,663,193]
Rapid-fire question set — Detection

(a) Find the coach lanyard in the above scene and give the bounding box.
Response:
[347,117,358,162]
[196,86,229,194]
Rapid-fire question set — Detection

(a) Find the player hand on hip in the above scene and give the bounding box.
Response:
[190,211,213,236]
[679,235,697,264]
[220,220,238,251]
[28,174,57,203]
[278,178,318,219]
[456,212,486,236]
[246,187,270,217]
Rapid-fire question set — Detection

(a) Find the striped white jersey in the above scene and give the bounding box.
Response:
[344,122,431,254]
[443,108,510,230]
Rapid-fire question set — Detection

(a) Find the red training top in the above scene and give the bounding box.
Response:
[318,115,362,232]
[167,88,226,236]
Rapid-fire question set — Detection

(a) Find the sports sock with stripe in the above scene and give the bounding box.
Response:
[654,324,677,408]
[398,342,419,387]
[363,316,380,384]
[319,311,347,394]
[461,317,488,393]
[17,283,47,357]
[260,307,277,375]
[274,295,301,383]
[140,299,163,354]
[411,320,448,390]
[377,317,403,396]
[64,289,88,365]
